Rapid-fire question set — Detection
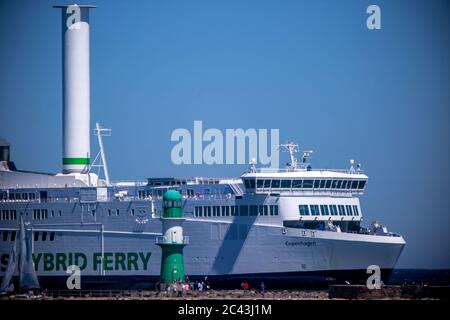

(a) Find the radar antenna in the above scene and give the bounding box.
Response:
[89,122,111,185]
[301,150,313,170]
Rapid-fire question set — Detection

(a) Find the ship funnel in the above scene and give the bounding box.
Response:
[54,4,96,173]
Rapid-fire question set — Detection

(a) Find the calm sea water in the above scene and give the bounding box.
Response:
[389,269,450,286]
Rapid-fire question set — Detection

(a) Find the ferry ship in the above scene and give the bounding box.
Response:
[0,4,405,289]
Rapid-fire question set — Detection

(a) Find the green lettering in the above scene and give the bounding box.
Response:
[55,253,67,271]
[103,252,113,271]
[139,252,151,271]
[127,252,139,270]
[43,253,54,271]
[93,253,102,271]
[115,252,126,271]
[32,253,42,271]
[75,253,87,270]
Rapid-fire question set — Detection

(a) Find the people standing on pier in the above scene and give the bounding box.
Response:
[260,282,266,296]
[241,281,249,295]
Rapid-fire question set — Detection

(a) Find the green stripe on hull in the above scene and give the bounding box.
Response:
[63,157,90,165]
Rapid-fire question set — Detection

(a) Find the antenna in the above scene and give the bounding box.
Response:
[278,142,299,171]
[89,122,111,185]
[249,158,257,173]
[349,159,362,173]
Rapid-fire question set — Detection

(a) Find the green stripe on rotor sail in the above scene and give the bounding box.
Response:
[63,157,90,165]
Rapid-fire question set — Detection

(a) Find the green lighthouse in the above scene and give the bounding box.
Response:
[157,190,188,283]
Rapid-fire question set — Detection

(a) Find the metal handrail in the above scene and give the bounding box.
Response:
[247,168,364,174]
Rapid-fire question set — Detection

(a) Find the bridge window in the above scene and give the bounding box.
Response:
[281,180,292,188]
[358,181,366,189]
[263,180,271,188]
[319,180,326,188]
[314,180,320,188]
[320,205,330,216]
[341,180,348,189]
[352,205,359,216]
[271,180,280,188]
[331,180,338,188]
[231,205,238,216]
[310,205,320,216]
[303,180,313,188]
[299,205,310,216]
[240,205,249,216]
[351,181,358,189]
[346,205,353,216]
[336,180,342,189]
[257,180,263,188]
[338,205,346,216]
[325,180,332,188]
[292,180,302,188]
[330,205,338,216]
[346,180,352,189]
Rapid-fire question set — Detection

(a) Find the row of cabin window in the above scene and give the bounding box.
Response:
[299,204,359,216]
[245,179,366,190]
[107,208,144,216]
[1,209,62,221]
[0,192,36,201]
[33,209,62,220]
[0,231,55,242]
[1,210,17,220]
[194,205,279,217]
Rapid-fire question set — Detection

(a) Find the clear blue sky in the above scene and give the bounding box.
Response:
[0,0,449,268]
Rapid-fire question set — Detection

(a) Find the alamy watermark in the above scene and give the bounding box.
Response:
[66,265,81,290]
[366,265,381,289]
[171,121,280,168]
[366,5,381,30]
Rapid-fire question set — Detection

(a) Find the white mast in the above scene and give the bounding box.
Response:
[278,142,313,171]
[90,122,111,185]
[278,142,299,171]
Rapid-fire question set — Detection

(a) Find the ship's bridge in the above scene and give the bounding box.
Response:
[241,169,368,196]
